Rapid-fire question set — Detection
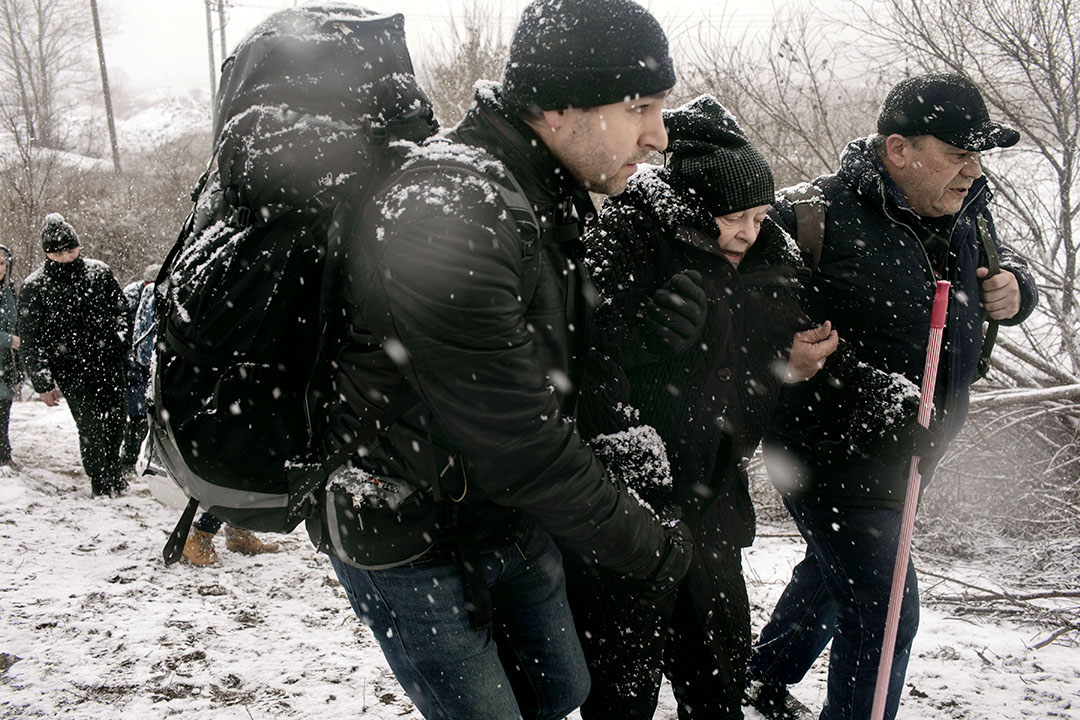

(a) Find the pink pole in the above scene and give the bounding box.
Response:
[869,280,950,720]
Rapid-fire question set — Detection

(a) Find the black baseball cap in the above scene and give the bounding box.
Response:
[877,73,1020,151]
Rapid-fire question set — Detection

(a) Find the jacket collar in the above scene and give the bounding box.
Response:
[450,82,593,233]
[838,136,990,225]
[617,165,801,270]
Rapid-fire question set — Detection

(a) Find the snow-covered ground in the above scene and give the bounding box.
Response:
[0,399,1077,719]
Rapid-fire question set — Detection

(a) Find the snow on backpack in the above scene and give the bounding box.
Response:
[149,4,440,564]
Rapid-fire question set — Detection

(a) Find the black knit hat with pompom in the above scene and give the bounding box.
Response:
[41,213,80,253]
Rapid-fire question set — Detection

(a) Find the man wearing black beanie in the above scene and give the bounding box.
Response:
[19,213,129,497]
[317,1,688,719]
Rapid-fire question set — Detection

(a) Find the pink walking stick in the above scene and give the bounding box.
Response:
[869,280,950,720]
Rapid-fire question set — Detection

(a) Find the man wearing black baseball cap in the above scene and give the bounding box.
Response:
[747,73,1038,720]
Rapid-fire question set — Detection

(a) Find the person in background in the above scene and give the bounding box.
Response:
[128,270,280,564]
[18,213,128,497]
[120,263,160,469]
[748,72,1039,720]
[0,244,23,469]
[181,511,281,566]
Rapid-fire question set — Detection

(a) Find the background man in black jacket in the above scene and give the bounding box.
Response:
[314,1,691,718]
[748,73,1039,720]
[19,214,129,497]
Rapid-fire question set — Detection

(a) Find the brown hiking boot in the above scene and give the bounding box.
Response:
[182,529,220,567]
[224,526,280,555]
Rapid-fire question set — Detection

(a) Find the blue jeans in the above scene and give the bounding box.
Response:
[749,498,919,720]
[331,521,589,720]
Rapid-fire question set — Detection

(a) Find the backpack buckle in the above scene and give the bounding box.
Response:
[231,206,253,226]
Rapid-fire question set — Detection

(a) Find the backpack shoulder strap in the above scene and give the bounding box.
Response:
[782,183,826,274]
[383,157,544,305]
[973,214,1000,382]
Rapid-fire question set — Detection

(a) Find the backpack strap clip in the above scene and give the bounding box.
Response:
[972,214,1000,382]
[784,184,826,274]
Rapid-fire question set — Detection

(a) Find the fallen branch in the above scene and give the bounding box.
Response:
[1032,623,1080,650]
[919,569,1080,602]
[969,383,1080,407]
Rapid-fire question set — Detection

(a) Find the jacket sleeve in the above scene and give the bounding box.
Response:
[356,169,667,579]
[107,272,130,349]
[17,281,54,393]
[984,212,1038,326]
[584,202,668,368]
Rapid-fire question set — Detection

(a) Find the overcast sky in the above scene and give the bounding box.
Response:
[98,0,806,98]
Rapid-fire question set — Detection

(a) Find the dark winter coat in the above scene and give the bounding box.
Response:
[765,137,1038,507]
[18,257,129,393]
[316,83,667,578]
[0,258,21,402]
[583,165,804,547]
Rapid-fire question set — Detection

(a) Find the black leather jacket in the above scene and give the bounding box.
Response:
[315,84,667,578]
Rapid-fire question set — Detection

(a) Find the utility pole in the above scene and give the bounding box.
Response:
[89,0,120,172]
[217,0,227,62]
[204,0,217,132]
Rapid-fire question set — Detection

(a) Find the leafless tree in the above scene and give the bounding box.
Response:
[677,6,892,187]
[0,0,93,149]
[418,0,510,127]
[0,0,95,269]
[850,0,1080,381]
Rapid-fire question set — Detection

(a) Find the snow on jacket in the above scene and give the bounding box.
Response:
[316,83,667,579]
[582,164,804,547]
[18,257,128,393]
[765,137,1038,507]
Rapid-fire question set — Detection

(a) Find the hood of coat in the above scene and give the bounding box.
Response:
[619,164,802,273]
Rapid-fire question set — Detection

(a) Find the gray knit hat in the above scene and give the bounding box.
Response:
[502,0,676,112]
[41,213,80,254]
[664,95,774,217]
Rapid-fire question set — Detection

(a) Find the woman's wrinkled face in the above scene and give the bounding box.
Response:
[714,204,770,266]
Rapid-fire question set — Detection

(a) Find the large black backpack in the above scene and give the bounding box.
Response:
[150,4,439,563]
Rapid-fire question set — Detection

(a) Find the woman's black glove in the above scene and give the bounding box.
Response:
[645,270,707,355]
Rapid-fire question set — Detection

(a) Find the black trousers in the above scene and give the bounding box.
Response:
[0,396,12,462]
[55,362,126,493]
[564,541,750,720]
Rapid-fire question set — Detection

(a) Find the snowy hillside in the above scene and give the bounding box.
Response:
[115,94,211,155]
[0,399,1077,719]
[0,90,209,170]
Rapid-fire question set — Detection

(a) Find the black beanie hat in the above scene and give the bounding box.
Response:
[41,213,80,254]
[664,95,775,217]
[877,73,1020,151]
[502,0,676,112]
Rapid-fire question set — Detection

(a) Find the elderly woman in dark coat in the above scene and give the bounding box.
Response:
[565,95,834,720]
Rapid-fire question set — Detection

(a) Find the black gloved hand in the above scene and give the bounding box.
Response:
[645,270,708,355]
[635,519,694,604]
[874,410,943,466]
